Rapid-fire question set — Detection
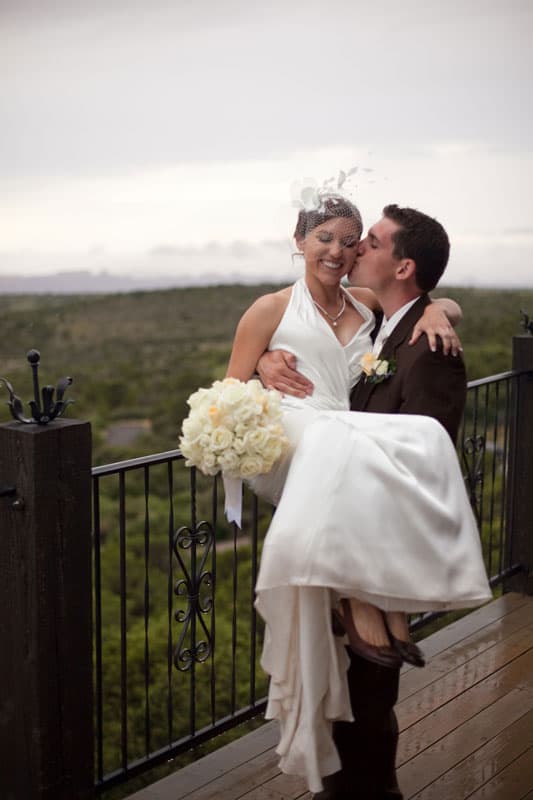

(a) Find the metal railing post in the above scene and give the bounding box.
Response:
[0,419,93,799]
[505,335,533,594]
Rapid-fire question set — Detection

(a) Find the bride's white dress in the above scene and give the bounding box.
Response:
[249,278,492,793]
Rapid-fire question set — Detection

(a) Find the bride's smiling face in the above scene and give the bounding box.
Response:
[296,217,360,286]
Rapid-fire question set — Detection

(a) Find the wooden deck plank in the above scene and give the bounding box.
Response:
[257,772,308,798]
[396,628,533,731]
[405,593,531,665]
[397,649,533,764]
[400,600,533,702]
[408,708,533,799]
[183,749,281,800]
[241,771,308,799]
[399,690,533,797]
[125,594,533,800]
[466,745,533,799]
[126,722,280,800]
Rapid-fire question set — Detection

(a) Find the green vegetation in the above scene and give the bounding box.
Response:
[0,285,280,463]
[1,284,532,463]
[1,284,531,796]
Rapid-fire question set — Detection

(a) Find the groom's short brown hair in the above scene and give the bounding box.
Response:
[383,205,450,292]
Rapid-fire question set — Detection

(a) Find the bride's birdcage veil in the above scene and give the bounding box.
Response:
[291,169,363,241]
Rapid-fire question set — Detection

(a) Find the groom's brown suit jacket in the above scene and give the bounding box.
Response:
[350,294,467,442]
[330,293,468,799]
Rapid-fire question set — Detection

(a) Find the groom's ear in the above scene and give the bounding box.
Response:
[294,234,305,252]
[396,259,416,282]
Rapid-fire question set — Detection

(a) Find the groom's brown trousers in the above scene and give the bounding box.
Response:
[316,655,403,800]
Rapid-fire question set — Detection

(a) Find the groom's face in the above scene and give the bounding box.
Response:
[348,216,401,291]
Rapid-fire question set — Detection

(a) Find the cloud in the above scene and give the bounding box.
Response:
[503,227,533,237]
[1,0,531,179]
[1,2,531,287]
[149,245,182,257]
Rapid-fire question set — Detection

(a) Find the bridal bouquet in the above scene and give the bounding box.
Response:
[179,378,289,480]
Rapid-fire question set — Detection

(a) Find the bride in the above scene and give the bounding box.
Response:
[224,186,491,793]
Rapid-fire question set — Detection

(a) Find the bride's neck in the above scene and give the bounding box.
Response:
[305,277,343,307]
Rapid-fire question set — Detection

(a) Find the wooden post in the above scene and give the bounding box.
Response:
[0,419,93,800]
[506,335,533,594]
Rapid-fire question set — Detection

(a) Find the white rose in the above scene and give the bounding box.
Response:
[243,428,270,452]
[182,441,207,468]
[375,360,389,376]
[233,437,246,454]
[218,449,240,472]
[197,433,211,449]
[201,452,217,471]
[234,422,249,439]
[267,423,286,438]
[179,439,194,459]
[221,380,248,406]
[262,436,284,464]
[210,426,233,450]
[181,416,205,441]
[238,397,264,423]
[239,455,265,479]
[188,387,213,410]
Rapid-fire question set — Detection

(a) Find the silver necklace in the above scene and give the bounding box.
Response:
[312,293,346,327]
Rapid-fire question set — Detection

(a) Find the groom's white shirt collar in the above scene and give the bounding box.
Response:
[373,296,420,355]
[382,296,420,335]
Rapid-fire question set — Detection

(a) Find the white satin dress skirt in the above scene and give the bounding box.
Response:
[254,409,492,793]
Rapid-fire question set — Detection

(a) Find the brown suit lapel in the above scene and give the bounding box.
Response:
[379,294,430,361]
[351,294,430,410]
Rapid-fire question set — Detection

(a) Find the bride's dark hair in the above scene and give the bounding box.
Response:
[294,196,363,240]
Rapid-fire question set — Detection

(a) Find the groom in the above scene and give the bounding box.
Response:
[257,204,467,799]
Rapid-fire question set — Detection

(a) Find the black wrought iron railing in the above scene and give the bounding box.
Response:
[92,370,525,792]
[409,369,525,633]
[92,452,272,791]
[459,371,521,587]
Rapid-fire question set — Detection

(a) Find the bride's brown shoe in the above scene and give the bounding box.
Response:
[333,600,402,670]
[384,618,425,668]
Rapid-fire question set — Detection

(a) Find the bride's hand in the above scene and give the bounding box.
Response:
[257,350,314,397]
[409,303,463,356]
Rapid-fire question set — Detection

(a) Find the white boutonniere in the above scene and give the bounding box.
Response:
[360,352,397,384]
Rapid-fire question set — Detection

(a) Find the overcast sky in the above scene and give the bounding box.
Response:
[1,0,532,286]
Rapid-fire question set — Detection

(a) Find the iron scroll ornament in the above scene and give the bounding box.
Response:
[461,434,485,526]
[0,349,73,424]
[172,519,214,672]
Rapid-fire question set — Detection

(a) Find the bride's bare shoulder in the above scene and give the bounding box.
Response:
[250,286,291,314]
[240,286,291,327]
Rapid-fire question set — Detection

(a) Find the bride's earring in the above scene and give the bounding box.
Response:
[291,251,304,266]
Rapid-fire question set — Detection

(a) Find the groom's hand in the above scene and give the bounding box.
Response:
[409,303,463,356]
[257,350,313,397]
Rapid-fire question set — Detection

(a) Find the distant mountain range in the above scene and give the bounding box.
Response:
[0,266,530,295]
[0,269,290,294]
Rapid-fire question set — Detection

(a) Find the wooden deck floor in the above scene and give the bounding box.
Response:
[129,592,533,800]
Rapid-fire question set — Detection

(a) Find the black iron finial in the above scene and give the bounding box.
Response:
[520,310,533,336]
[0,349,73,424]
